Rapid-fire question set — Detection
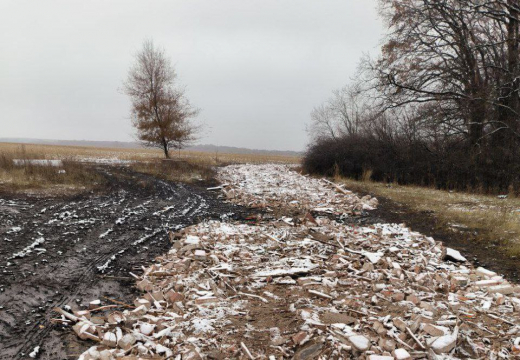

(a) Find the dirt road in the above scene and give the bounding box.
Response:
[0,166,247,359]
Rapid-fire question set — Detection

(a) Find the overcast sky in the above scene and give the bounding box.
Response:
[0,0,383,151]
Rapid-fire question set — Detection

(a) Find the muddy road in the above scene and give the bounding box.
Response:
[0,166,248,359]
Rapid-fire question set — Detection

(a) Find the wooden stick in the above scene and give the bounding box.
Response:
[484,312,515,326]
[89,304,119,312]
[238,292,269,303]
[241,342,255,360]
[308,289,333,299]
[406,327,426,349]
[390,332,415,351]
[53,307,79,322]
[466,320,494,335]
[308,236,340,248]
[103,297,135,309]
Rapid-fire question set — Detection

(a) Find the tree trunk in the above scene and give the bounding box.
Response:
[162,140,169,159]
[468,98,485,147]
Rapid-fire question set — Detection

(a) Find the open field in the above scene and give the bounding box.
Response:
[0,142,301,194]
[0,142,301,164]
[338,177,520,265]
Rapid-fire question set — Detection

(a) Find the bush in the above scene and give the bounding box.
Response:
[303,134,520,194]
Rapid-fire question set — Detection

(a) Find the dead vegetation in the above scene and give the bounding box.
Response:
[0,142,300,164]
[0,142,300,193]
[130,159,217,185]
[338,177,520,257]
[0,149,104,195]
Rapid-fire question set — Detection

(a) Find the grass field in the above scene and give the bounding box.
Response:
[0,142,300,164]
[0,142,300,194]
[339,177,520,257]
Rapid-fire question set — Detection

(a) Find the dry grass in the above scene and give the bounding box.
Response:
[0,151,105,195]
[0,142,300,193]
[0,142,301,164]
[340,177,520,256]
[131,159,217,184]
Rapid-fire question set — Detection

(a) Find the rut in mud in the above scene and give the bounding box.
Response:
[0,166,248,359]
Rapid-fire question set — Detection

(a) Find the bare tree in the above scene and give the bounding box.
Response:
[124,40,198,158]
[308,82,374,143]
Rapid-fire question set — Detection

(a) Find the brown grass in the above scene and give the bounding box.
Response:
[0,142,301,193]
[131,159,217,184]
[340,177,520,256]
[0,150,105,195]
[0,142,301,164]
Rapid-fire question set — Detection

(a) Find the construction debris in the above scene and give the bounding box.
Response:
[217,164,378,214]
[60,164,520,359]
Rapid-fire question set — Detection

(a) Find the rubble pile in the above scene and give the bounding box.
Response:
[61,165,520,359]
[216,164,378,214]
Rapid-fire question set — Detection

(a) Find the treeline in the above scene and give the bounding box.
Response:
[304,0,520,194]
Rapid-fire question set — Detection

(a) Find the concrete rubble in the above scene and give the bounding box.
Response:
[58,164,520,359]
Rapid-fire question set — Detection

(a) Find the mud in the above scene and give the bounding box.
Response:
[0,166,250,359]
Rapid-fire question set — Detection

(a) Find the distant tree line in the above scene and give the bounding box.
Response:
[304,0,520,193]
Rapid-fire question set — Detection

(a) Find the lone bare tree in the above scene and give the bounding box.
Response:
[124,40,198,158]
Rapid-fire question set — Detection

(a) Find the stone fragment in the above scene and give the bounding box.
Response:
[422,324,446,337]
[476,267,496,278]
[139,322,155,335]
[475,279,502,287]
[349,334,370,352]
[293,339,324,360]
[320,312,356,325]
[373,321,387,335]
[117,334,136,351]
[392,292,405,301]
[194,249,207,260]
[195,296,218,304]
[136,278,153,292]
[88,299,101,310]
[166,290,184,303]
[292,331,308,345]
[185,235,200,245]
[451,276,468,287]
[102,332,117,347]
[488,284,515,295]
[379,338,396,352]
[393,318,407,332]
[442,248,467,262]
[393,348,412,360]
[429,326,458,354]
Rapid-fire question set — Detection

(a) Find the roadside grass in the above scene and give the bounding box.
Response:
[339,177,520,257]
[131,159,217,185]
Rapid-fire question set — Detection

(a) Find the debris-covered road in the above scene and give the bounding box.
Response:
[0,166,246,359]
[64,164,520,359]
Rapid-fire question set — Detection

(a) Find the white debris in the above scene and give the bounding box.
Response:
[65,164,520,360]
[349,334,371,351]
[443,247,467,262]
[13,159,63,166]
[29,346,40,358]
[11,237,45,258]
[430,326,458,354]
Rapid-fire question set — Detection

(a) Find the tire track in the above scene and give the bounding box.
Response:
[0,166,248,359]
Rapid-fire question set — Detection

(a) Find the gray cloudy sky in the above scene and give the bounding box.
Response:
[0,0,383,151]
